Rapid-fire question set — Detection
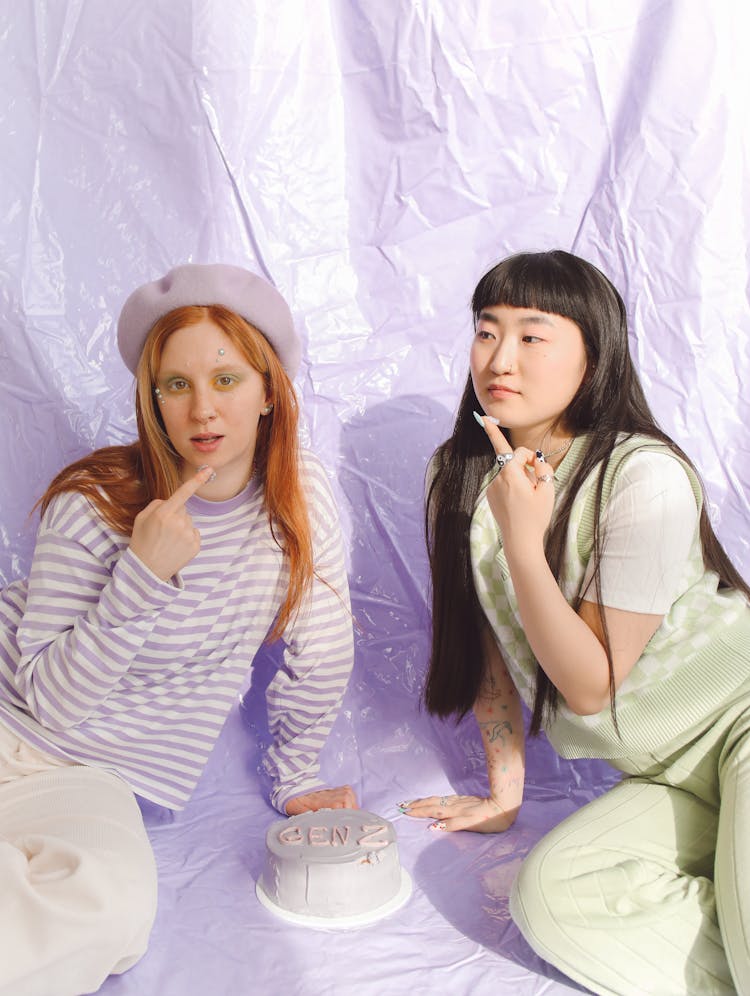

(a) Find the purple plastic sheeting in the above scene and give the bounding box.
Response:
[1,2,748,994]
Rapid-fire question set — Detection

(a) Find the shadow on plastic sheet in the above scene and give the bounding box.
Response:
[397,697,615,990]
[413,837,592,992]
[335,395,456,792]
[213,394,461,820]
[230,395,457,805]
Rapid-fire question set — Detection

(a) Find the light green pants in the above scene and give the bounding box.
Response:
[510,691,750,995]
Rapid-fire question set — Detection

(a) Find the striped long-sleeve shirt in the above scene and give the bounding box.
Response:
[0,451,353,812]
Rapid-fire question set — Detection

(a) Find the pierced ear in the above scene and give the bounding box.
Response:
[261,403,274,416]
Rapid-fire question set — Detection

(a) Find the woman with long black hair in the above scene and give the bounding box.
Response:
[402,250,749,994]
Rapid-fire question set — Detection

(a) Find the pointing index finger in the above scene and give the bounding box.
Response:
[473,410,512,455]
[164,465,215,509]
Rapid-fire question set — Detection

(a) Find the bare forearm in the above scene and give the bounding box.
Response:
[401,632,525,835]
[475,415,665,720]
[473,636,525,821]
[505,543,610,713]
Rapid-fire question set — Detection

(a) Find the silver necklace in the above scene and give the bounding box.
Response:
[538,438,573,461]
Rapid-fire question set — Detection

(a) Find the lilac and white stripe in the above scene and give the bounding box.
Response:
[0,451,353,812]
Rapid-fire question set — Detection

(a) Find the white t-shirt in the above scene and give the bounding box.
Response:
[580,450,700,615]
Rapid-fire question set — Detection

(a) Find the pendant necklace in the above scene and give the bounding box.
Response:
[537,438,573,462]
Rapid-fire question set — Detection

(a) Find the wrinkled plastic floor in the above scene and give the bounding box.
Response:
[101,641,617,996]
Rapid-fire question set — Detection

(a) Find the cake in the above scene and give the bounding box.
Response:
[256,808,411,927]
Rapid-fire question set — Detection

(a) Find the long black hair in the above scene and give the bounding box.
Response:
[425,250,749,734]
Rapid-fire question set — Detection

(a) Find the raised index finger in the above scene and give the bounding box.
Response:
[163,465,215,510]
[473,411,512,455]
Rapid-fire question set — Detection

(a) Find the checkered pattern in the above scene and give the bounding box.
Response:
[470,435,750,758]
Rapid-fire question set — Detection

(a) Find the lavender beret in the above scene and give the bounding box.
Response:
[117,263,301,377]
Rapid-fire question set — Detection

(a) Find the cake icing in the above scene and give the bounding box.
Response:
[256,808,411,925]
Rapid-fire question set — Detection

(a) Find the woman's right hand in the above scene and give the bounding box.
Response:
[476,417,554,552]
[399,794,516,833]
[129,465,214,581]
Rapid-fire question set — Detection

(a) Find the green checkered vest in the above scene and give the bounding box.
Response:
[470,434,750,759]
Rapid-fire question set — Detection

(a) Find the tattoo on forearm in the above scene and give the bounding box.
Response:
[479,670,502,701]
[478,719,513,744]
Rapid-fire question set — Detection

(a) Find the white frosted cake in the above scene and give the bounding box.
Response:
[256,808,411,927]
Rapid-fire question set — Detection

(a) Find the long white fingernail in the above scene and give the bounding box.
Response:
[429,821,447,831]
[473,410,501,427]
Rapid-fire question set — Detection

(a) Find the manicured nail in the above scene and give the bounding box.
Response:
[197,465,217,482]
[535,450,546,463]
[396,800,410,812]
[429,821,447,831]
[473,411,501,427]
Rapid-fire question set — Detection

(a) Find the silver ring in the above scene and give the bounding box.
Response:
[536,474,554,484]
[439,796,448,807]
[495,452,514,470]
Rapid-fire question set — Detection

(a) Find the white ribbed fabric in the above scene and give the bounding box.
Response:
[0,723,157,996]
[579,449,699,614]
[0,451,353,812]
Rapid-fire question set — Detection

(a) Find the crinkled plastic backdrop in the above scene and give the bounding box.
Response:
[1,2,749,994]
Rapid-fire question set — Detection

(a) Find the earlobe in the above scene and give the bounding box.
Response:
[261,402,274,416]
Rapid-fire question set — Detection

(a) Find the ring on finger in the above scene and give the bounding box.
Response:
[439,796,449,807]
[536,474,554,484]
[495,452,514,470]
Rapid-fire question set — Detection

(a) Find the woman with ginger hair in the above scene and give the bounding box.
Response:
[0,264,356,995]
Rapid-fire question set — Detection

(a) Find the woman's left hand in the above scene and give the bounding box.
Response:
[400,794,515,833]
[285,785,358,815]
[477,418,555,551]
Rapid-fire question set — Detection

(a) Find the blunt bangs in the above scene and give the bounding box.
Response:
[471,250,617,334]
